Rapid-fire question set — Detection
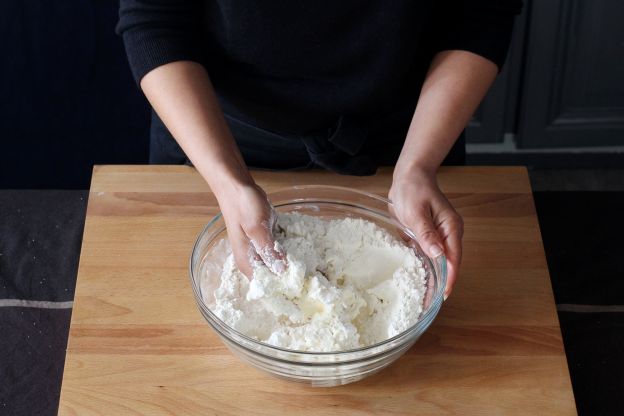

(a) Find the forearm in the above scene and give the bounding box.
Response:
[394,50,498,178]
[140,61,252,193]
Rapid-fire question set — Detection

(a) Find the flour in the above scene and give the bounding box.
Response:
[208,212,427,352]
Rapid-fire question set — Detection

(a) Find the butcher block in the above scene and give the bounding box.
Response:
[58,165,576,415]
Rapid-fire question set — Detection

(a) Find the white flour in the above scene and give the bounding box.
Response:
[208,212,427,352]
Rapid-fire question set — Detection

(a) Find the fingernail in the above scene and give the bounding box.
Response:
[430,244,444,257]
[443,293,449,301]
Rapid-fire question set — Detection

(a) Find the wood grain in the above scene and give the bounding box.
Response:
[59,166,576,415]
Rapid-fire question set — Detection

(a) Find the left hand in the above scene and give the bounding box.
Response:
[388,168,463,299]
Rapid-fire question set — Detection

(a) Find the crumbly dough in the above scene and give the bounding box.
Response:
[208,212,427,352]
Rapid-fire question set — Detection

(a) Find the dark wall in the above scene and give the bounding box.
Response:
[467,0,624,148]
[0,1,150,189]
[517,0,624,148]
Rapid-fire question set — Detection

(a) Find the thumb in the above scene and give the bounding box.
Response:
[410,208,444,259]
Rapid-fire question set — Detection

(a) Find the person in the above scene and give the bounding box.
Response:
[117,1,522,299]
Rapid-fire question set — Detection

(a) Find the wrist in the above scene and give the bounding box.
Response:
[198,159,255,196]
[393,160,438,183]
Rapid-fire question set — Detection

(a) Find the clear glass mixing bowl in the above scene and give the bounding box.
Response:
[189,185,446,386]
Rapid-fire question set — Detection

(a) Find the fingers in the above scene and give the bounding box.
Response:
[407,206,445,259]
[227,221,254,279]
[399,201,463,300]
[389,177,463,302]
[219,181,289,278]
[245,218,287,275]
[436,212,463,299]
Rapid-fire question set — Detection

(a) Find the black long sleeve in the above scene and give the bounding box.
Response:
[433,0,523,70]
[117,1,523,133]
[116,0,204,83]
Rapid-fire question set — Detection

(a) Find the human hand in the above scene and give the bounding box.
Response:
[214,181,286,278]
[388,168,463,298]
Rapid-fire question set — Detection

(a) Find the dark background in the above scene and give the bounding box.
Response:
[0,1,150,189]
[468,0,624,149]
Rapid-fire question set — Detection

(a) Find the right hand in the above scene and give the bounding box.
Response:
[214,181,286,278]
[138,61,285,276]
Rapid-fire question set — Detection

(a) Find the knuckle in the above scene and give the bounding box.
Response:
[418,228,439,242]
[453,216,464,236]
[453,214,464,229]
[443,211,463,229]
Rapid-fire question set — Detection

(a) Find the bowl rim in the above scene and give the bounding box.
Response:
[189,184,447,356]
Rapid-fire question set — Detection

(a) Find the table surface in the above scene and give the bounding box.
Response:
[58,166,576,415]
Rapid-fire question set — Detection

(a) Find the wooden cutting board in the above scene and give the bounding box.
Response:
[58,166,576,415]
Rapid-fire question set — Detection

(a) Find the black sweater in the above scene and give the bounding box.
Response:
[117,1,522,135]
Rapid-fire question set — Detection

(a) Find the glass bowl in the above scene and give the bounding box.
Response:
[189,185,446,387]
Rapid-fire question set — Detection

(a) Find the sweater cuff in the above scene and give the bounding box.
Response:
[121,29,204,85]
